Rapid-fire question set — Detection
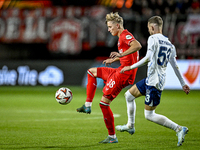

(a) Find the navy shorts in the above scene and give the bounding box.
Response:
[136,78,162,107]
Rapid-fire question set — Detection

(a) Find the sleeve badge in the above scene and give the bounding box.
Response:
[126,35,132,40]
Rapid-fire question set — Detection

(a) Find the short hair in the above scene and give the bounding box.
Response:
[105,12,123,25]
[148,16,163,28]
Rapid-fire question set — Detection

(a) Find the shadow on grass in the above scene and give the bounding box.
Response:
[1,143,123,150]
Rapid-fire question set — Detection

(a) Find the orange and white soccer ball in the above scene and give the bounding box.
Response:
[55,87,73,105]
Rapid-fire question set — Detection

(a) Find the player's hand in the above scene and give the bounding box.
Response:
[183,84,190,95]
[120,66,131,73]
[110,52,122,59]
[103,58,113,66]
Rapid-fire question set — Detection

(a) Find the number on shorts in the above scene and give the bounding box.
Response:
[107,79,115,88]
[145,94,150,103]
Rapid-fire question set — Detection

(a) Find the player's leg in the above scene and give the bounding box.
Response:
[116,79,144,135]
[126,84,143,128]
[145,107,188,146]
[77,67,114,114]
[85,68,97,106]
[99,96,118,143]
[99,72,126,143]
[144,87,188,146]
[144,87,180,131]
[145,106,181,131]
[76,68,97,114]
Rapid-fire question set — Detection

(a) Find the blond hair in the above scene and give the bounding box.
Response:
[106,12,123,25]
[148,16,163,28]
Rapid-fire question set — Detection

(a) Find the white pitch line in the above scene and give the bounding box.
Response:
[0,113,121,122]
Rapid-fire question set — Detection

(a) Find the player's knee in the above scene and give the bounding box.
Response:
[87,68,97,77]
[125,90,135,102]
[144,109,155,121]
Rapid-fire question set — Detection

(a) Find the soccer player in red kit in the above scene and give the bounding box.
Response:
[77,12,142,143]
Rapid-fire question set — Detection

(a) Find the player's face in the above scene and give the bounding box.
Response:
[107,21,118,36]
[148,22,154,35]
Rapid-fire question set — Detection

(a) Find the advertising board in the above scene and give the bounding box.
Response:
[165,60,200,89]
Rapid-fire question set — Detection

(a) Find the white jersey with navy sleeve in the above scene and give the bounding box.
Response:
[146,33,176,91]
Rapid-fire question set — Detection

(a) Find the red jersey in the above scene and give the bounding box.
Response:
[117,29,139,84]
[97,29,139,100]
[118,29,139,67]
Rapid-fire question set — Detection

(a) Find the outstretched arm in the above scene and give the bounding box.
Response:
[120,50,152,73]
[169,57,190,94]
[110,40,142,58]
[103,57,120,66]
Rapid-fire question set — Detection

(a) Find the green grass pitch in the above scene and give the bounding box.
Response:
[0,86,199,150]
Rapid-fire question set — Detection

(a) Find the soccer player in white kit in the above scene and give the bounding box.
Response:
[111,16,190,146]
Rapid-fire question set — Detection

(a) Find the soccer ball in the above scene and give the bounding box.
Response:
[55,87,73,105]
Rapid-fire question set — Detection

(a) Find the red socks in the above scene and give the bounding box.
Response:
[100,101,115,135]
[87,70,115,136]
[86,70,97,102]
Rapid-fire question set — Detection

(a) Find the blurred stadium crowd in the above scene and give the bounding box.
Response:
[131,0,199,16]
[52,0,200,15]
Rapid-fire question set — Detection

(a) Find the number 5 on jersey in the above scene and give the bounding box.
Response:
[157,46,171,66]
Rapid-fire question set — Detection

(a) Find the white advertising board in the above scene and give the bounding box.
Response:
[165,60,200,89]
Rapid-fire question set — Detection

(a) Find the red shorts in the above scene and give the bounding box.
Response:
[97,67,132,101]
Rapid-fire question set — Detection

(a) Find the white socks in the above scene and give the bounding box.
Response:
[144,109,179,132]
[124,90,180,132]
[85,102,92,107]
[109,134,116,139]
[125,90,136,128]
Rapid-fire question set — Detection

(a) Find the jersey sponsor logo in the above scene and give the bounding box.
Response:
[118,41,120,47]
[119,49,123,53]
[184,64,200,84]
[126,35,132,40]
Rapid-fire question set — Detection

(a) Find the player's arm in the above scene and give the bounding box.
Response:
[110,40,142,58]
[169,57,190,94]
[103,57,120,66]
[120,50,152,73]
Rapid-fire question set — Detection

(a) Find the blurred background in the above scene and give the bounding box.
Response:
[0,0,200,89]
